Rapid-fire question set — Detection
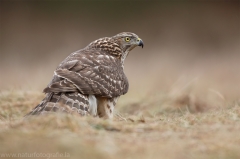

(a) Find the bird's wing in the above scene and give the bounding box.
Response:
[43,49,129,98]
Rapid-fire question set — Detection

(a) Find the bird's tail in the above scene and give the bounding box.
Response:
[25,92,92,117]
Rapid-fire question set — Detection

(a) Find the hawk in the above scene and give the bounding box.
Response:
[26,32,144,119]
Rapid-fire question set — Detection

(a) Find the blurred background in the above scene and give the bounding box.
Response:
[0,0,239,113]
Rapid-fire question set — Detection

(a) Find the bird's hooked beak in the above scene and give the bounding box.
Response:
[137,38,144,48]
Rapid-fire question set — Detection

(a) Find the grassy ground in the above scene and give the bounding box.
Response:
[0,90,239,159]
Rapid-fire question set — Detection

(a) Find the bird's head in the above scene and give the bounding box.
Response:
[112,32,144,53]
[88,32,143,63]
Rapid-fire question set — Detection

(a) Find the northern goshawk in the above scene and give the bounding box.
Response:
[26,32,144,119]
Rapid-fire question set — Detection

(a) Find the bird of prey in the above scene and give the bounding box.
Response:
[26,32,144,119]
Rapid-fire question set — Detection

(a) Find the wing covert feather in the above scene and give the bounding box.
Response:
[44,49,129,98]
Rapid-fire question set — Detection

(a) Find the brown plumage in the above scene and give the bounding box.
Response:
[26,32,144,119]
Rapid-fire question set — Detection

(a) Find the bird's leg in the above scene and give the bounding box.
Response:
[97,97,119,119]
[97,97,113,119]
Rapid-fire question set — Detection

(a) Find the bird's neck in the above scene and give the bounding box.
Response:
[121,50,130,68]
[88,38,122,58]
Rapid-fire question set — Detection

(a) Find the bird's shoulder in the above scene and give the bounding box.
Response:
[58,48,121,70]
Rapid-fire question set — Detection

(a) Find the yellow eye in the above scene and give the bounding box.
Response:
[125,37,131,42]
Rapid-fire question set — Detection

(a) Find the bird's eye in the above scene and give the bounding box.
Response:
[125,37,131,42]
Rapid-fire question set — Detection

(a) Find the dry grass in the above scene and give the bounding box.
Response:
[0,89,240,159]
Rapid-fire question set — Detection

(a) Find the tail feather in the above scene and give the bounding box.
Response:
[25,92,92,117]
